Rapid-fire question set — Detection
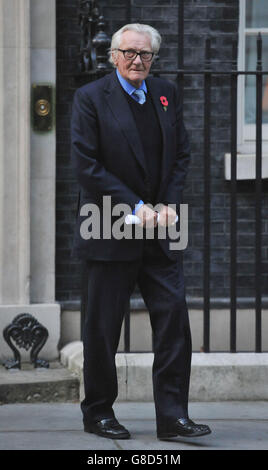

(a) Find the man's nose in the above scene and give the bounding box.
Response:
[132,54,143,65]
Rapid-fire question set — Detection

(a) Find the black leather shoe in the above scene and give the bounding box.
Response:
[84,417,130,439]
[157,418,212,439]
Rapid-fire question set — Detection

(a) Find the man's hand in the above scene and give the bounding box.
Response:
[136,204,158,228]
[157,204,177,227]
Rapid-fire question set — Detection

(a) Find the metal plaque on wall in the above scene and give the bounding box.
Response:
[32,84,53,132]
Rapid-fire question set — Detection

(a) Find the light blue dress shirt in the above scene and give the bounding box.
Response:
[116,69,147,102]
[116,69,145,215]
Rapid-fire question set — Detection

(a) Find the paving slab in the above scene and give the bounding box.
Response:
[0,401,268,450]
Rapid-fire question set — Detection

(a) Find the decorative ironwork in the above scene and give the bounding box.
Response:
[92,15,111,70]
[78,0,111,72]
[2,313,49,369]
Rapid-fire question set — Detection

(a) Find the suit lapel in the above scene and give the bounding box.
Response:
[104,71,148,176]
[146,76,170,189]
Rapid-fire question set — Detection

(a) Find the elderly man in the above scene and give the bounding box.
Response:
[71,23,211,440]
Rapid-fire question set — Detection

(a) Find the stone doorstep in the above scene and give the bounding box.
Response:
[0,361,80,404]
[60,342,268,402]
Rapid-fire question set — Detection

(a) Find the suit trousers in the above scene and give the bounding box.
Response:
[81,236,192,426]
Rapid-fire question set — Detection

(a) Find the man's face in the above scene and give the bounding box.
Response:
[113,30,153,88]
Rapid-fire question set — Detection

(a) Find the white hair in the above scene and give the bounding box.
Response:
[108,23,162,66]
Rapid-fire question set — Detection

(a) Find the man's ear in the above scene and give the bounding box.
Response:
[111,50,118,67]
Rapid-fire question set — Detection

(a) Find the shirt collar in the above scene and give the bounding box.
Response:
[116,69,147,96]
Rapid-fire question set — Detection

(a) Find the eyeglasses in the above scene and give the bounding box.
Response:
[115,49,154,62]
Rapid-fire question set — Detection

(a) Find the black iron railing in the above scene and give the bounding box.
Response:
[77,1,267,353]
[149,35,266,352]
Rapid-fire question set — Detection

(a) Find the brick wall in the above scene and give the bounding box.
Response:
[56,0,268,304]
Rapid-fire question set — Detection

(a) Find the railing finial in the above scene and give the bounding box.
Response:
[78,0,111,73]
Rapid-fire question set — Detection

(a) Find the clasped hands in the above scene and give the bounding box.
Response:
[136,204,177,228]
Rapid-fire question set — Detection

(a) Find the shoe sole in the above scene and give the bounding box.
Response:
[84,426,130,440]
[157,429,212,439]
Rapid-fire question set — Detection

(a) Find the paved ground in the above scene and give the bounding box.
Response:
[0,401,268,450]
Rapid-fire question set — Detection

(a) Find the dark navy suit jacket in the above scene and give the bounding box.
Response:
[70,70,190,261]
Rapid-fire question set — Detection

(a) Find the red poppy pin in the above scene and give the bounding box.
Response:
[160,96,168,111]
